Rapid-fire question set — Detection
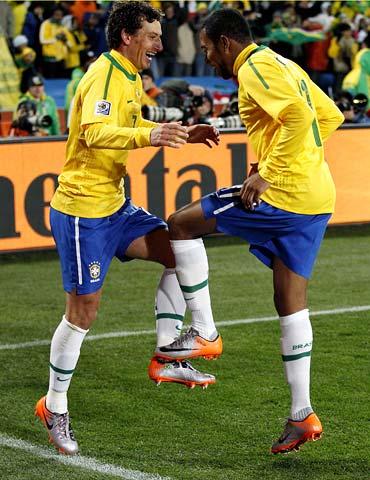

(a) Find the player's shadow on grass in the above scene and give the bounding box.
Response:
[271,456,370,478]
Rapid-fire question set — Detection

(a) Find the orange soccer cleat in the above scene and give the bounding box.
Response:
[271,412,323,454]
[35,396,79,455]
[155,327,223,361]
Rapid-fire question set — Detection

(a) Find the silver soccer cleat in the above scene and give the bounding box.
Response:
[155,326,223,361]
[35,396,79,455]
[148,356,216,389]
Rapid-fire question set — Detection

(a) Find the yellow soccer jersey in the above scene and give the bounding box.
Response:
[234,44,344,215]
[51,49,157,218]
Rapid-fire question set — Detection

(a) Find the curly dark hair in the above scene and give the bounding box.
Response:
[107,1,162,50]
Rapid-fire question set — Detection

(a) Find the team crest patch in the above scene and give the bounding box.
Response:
[89,261,101,282]
[94,100,111,116]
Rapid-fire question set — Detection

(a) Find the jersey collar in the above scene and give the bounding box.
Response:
[232,43,261,77]
[104,49,138,81]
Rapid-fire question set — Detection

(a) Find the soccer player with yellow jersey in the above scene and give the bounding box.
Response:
[35,2,219,455]
[156,9,345,454]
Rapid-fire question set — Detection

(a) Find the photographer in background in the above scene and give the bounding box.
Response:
[352,93,370,124]
[142,79,215,125]
[11,75,60,136]
[141,68,162,104]
[187,90,214,125]
[334,90,355,123]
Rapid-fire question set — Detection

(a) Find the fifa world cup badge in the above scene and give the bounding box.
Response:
[94,100,111,116]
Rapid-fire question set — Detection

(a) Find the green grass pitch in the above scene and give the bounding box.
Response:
[0,226,369,480]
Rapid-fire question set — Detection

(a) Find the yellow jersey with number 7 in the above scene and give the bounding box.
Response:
[234,44,344,215]
[51,49,157,218]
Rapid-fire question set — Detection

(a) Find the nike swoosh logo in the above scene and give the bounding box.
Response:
[159,347,200,352]
[57,376,71,382]
[127,100,133,103]
[186,297,195,301]
[42,411,54,431]
[175,326,182,331]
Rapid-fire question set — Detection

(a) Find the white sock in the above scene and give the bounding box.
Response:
[280,309,313,419]
[170,239,217,340]
[46,315,88,414]
[155,268,186,347]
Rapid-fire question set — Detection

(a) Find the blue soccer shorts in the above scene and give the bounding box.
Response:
[50,199,166,295]
[201,186,331,279]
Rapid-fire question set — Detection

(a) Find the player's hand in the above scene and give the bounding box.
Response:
[240,172,270,210]
[187,124,220,148]
[150,122,189,148]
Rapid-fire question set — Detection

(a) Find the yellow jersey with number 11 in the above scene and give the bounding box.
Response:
[234,44,344,215]
[51,49,157,218]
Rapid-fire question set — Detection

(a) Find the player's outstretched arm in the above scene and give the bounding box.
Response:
[150,122,189,148]
[187,124,220,148]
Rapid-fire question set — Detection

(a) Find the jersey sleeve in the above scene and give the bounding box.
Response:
[309,80,344,141]
[80,67,120,127]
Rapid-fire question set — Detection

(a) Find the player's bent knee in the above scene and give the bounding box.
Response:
[168,212,184,237]
[167,211,195,239]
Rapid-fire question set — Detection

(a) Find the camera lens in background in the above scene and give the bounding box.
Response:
[142,105,184,122]
[39,115,53,128]
[192,96,204,108]
[208,115,243,129]
[352,93,368,113]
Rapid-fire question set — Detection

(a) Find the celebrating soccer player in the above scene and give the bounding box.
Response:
[35,1,219,455]
[155,8,344,454]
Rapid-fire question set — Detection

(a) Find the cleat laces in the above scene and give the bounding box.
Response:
[169,327,199,348]
[55,413,74,441]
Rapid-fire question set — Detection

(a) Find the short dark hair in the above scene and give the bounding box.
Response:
[107,1,162,50]
[201,8,251,45]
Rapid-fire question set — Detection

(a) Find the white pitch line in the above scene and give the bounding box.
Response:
[1,305,369,352]
[0,434,170,480]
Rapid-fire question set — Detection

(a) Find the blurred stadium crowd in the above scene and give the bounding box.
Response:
[1,0,370,137]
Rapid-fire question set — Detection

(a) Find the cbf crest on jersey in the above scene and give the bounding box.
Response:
[94,100,111,116]
[89,261,101,283]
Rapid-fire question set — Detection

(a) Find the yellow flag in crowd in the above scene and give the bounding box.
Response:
[0,34,20,111]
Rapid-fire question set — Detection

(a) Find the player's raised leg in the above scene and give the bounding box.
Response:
[155,200,223,361]
[271,258,322,454]
[125,227,216,388]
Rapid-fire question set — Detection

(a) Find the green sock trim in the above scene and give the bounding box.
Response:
[50,362,75,375]
[156,313,184,321]
[180,279,208,293]
[282,350,311,362]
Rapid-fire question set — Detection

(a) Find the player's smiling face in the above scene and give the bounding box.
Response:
[125,20,162,70]
[200,29,233,80]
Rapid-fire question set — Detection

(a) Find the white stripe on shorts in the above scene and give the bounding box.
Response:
[213,201,237,215]
[218,191,241,198]
[74,217,83,285]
